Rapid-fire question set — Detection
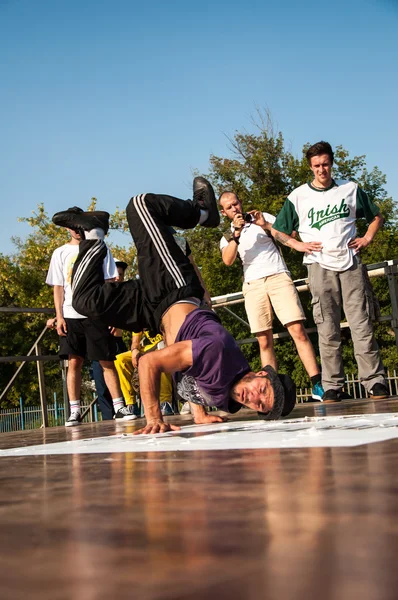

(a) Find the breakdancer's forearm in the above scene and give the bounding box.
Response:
[190,403,208,423]
[138,342,194,423]
[139,370,163,423]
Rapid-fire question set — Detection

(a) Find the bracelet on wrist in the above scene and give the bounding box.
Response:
[231,236,240,245]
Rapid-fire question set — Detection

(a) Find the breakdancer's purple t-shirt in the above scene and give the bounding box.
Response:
[174,309,250,412]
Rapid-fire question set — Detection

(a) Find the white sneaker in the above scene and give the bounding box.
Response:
[115,406,138,421]
[180,402,191,415]
[65,411,83,427]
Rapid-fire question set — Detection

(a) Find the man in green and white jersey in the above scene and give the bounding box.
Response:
[272,141,389,402]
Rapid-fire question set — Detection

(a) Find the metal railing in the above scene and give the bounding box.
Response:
[296,369,398,403]
[211,259,398,349]
[0,396,100,433]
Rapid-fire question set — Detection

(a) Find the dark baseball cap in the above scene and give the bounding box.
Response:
[114,258,128,271]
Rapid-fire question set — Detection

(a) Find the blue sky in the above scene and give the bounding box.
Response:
[1,0,397,255]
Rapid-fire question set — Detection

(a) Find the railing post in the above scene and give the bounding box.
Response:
[54,392,58,425]
[19,397,25,431]
[35,343,49,428]
[385,261,398,350]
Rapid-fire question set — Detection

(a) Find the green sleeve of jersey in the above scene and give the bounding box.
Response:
[273,199,299,234]
[355,187,380,223]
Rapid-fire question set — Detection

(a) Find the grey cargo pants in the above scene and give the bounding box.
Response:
[307,256,385,392]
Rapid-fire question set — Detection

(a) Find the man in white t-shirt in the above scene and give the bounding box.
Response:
[219,192,324,402]
[272,141,389,402]
[46,206,136,426]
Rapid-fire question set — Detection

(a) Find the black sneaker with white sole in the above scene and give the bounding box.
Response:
[114,406,138,421]
[65,411,83,427]
[193,176,220,228]
[52,210,110,234]
[369,383,389,399]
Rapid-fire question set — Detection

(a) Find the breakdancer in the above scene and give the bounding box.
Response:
[52,178,296,434]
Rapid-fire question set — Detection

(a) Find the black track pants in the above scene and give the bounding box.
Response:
[71,239,149,331]
[71,193,203,331]
[126,193,204,326]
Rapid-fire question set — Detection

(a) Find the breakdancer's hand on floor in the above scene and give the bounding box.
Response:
[194,413,227,425]
[133,419,181,435]
[190,402,227,425]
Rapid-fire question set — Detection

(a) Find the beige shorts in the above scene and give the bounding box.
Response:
[242,272,306,333]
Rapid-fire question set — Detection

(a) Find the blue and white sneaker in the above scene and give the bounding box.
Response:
[311,382,325,402]
[161,402,174,416]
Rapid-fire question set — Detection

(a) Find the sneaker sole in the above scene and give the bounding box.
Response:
[65,421,82,427]
[194,177,220,228]
[368,394,389,400]
[322,399,342,404]
[115,415,138,421]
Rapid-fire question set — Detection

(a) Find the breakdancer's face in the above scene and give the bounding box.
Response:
[231,372,275,413]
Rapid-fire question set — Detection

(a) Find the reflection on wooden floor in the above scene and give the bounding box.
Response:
[0,397,397,600]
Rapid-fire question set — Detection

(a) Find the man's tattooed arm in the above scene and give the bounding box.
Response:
[271,227,323,254]
[271,228,296,247]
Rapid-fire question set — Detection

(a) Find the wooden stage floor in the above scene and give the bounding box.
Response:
[1,397,398,600]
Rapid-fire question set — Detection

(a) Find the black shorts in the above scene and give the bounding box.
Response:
[59,318,117,361]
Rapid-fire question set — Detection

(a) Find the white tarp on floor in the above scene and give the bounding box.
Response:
[1,413,398,456]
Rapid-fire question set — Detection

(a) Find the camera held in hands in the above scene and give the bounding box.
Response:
[242,212,254,223]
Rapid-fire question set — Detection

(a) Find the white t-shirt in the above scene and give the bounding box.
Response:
[219,212,288,283]
[46,243,118,319]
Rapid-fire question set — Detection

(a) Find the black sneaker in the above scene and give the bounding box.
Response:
[193,176,220,228]
[114,405,138,421]
[322,389,342,403]
[338,390,353,400]
[67,206,84,214]
[369,383,389,399]
[52,210,110,234]
[65,411,83,427]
